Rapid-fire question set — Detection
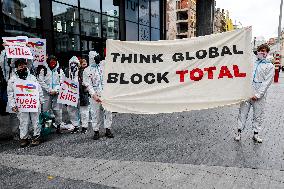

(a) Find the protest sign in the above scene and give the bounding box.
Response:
[57,77,79,107]
[14,80,40,112]
[2,36,33,59]
[28,38,46,67]
[102,28,254,114]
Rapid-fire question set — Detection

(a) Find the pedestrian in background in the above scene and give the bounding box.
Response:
[235,44,274,143]
[83,51,113,140]
[7,59,44,147]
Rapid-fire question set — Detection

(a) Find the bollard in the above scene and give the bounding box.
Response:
[274,53,281,83]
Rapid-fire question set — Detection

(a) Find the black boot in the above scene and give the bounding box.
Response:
[56,125,62,134]
[105,128,114,138]
[81,127,87,134]
[20,139,29,148]
[93,131,100,140]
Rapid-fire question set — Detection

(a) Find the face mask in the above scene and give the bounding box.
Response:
[257,52,268,60]
[17,68,28,80]
[49,60,57,70]
[94,56,100,64]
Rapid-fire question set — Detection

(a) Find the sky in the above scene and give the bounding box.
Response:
[216,0,282,40]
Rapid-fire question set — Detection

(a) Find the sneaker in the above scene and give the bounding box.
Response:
[20,139,29,148]
[71,127,79,134]
[31,136,41,146]
[81,127,87,134]
[234,131,241,141]
[252,134,263,143]
[56,124,63,134]
[105,128,114,138]
[93,131,100,140]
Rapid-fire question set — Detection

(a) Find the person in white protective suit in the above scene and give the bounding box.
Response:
[235,44,274,143]
[38,55,64,134]
[78,58,90,134]
[83,51,113,140]
[7,59,44,148]
[65,56,80,133]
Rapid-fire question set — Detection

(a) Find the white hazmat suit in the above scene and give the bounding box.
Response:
[83,51,112,132]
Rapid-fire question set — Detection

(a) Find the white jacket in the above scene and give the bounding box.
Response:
[83,52,104,97]
[7,71,44,108]
[252,59,275,99]
[38,63,64,93]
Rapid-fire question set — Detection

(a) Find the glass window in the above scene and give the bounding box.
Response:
[53,0,78,6]
[102,15,119,39]
[80,9,101,37]
[125,0,138,23]
[126,21,138,41]
[54,32,80,52]
[139,0,149,26]
[151,0,160,29]
[102,0,119,17]
[52,2,80,34]
[151,28,160,40]
[80,0,100,12]
[139,25,150,41]
[2,0,41,29]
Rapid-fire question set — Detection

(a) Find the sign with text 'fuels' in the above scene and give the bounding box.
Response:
[102,28,254,114]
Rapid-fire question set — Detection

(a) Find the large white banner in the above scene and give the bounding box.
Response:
[14,80,40,112]
[2,36,33,59]
[102,28,254,114]
[28,38,47,67]
[57,77,79,107]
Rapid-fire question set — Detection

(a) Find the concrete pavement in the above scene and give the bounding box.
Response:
[0,75,284,188]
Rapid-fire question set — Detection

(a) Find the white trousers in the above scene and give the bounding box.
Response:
[237,98,266,133]
[80,106,89,129]
[89,98,112,131]
[42,93,62,125]
[17,111,41,139]
[67,105,80,127]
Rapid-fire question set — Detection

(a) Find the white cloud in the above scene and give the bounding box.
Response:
[216,0,281,40]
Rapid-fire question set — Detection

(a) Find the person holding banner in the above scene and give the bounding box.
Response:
[235,44,274,143]
[38,55,64,134]
[83,51,113,140]
[7,59,44,147]
[64,56,80,133]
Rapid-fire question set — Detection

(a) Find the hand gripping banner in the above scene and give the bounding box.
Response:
[102,28,254,114]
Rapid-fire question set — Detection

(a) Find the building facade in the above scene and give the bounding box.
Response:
[0,0,166,64]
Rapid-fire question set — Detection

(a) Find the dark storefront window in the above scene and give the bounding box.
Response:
[2,0,41,37]
[102,15,119,39]
[54,33,80,52]
[80,0,100,12]
[102,0,119,17]
[80,9,101,37]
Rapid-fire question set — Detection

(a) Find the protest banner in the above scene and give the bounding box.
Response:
[14,80,39,112]
[102,28,254,114]
[57,77,79,107]
[28,38,46,67]
[2,36,33,59]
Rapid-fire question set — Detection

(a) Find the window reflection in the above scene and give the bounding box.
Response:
[102,15,119,39]
[52,2,79,34]
[80,0,100,12]
[126,21,138,41]
[151,0,160,29]
[125,0,138,22]
[54,32,80,52]
[53,0,78,6]
[80,9,101,37]
[102,0,119,17]
[2,0,41,29]
[151,28,160,41]
[139,0,149,26]
[139,25,150,41]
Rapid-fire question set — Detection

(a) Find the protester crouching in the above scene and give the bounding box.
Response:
[38,55,64,134]
[64,56,80,133]
[7,59,44,147]
[78,58,90,134]
[83,51,113,140]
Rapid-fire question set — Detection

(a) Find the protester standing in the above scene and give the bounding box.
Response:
[235,44,274,143]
